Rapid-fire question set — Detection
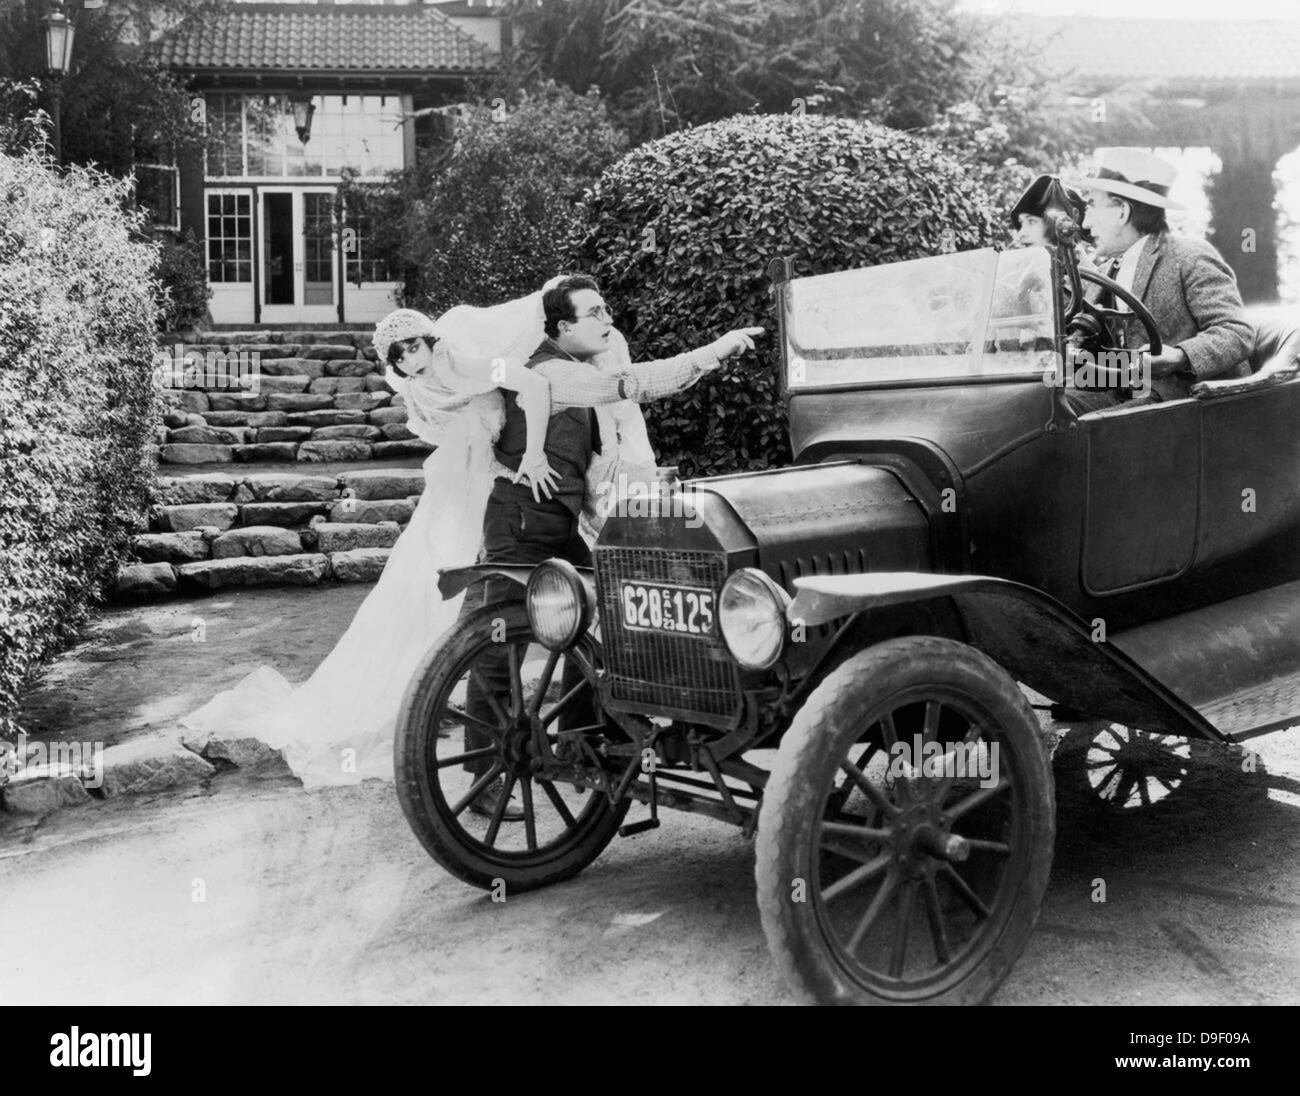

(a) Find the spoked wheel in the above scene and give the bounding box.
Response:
[395,601,628,893]
[756,637,1054,1005]
[1054,721,1203,814]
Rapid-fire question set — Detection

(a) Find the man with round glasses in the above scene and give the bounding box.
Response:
[465,273,764,818]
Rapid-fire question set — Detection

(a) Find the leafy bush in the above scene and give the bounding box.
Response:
[374,81,627,315]
[0,150,162,741]
[571,114,1002,477]
[154,229,211,332]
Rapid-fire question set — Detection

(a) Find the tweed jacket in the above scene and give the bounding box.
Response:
[1090,230,1254,401]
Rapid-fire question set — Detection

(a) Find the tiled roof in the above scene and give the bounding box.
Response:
[1020,16,1300,86]
[428,1,502,14]
[153,3,497,74]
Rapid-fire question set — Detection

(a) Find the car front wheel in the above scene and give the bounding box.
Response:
[395,601,628,894]
[755,636,1055,1005]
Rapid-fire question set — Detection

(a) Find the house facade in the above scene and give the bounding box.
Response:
[153,0,504,326]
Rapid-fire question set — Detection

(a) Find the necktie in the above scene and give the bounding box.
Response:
[1098,257,1122,311]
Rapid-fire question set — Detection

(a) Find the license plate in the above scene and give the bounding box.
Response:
[619,581,716,637]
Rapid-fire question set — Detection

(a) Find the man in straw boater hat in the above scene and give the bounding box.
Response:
[1068,147,1254,413]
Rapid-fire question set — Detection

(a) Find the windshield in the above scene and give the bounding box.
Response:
[782,247,1057,389]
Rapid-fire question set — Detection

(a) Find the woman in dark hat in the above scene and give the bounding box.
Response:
[1008,174,1091,250]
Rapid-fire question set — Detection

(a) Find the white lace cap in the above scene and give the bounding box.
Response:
[373,308,439,365]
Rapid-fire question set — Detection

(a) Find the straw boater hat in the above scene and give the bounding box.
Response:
[1079,147,1184,211]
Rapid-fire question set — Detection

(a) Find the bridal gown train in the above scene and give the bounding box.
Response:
[180,322,657,789]
[180,403,502,787]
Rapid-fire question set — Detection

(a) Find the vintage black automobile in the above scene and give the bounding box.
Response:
[394,236,1300,1005]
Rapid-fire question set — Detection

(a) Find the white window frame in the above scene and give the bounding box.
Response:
[135,162,182,232]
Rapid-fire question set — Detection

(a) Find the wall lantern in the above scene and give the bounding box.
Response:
[289,95,316,144]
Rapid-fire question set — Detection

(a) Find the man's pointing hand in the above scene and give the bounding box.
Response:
[708,326,767,361]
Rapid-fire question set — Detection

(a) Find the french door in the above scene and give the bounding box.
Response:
[258,187,339,323]
[206,188,255,325]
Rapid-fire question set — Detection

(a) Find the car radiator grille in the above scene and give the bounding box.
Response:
[594,547,740,719]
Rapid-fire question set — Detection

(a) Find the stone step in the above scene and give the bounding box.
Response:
[115,547,395,595]
[161,455,425,480]
[307,521,401,553]
[134,468,427,593]
[122,330,429,596]
[326,497,416,524]
[156,503,240,532]
[155,429,427,465]
[211,525,307,559]
[156,335,377,358]
[177,553,333,590]
[156,375,408,464]
[152,468,424,508]
[201,330,371,346]
[237,500,333,528]
[131,518,404,558]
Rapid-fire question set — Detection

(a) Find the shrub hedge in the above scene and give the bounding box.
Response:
[154,229,211,333]
[0,151,162,741]
[571,114,1003,477]
[390,81,628,316]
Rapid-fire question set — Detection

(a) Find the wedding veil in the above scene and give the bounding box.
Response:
[181,289,554,787]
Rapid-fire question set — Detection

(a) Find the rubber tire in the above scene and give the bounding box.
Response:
[395,602,628,894]
[755,636,1055,1005]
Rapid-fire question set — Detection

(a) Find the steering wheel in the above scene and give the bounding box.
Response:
[1069,266,1163,357]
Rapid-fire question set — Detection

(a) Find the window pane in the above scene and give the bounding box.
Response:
[206,192,252,282]
[244,95,288,177]
[342,187,396,283]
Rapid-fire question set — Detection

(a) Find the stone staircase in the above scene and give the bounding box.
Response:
[115,329,434,597]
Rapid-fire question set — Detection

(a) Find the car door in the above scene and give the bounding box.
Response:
[1079,399,1201,596]
[1195,379,1300,587]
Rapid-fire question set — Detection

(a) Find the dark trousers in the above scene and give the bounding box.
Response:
[462,483,592,775]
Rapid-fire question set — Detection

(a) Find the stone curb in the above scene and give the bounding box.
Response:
[1,731,292,821]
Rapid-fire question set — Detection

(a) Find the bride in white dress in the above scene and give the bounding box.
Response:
[181,287,657,788]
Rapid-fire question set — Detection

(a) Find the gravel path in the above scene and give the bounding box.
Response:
[6,586,1300,1005]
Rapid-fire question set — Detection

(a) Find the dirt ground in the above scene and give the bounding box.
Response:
[4,584,1300,1006]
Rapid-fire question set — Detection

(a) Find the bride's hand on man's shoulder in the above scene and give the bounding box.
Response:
[707,326,767,363]
[513,451,560,503]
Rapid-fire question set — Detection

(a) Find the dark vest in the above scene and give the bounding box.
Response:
[494,339,595,516]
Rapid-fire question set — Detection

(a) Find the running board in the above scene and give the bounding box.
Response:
[1112,578,1300,741]
[1199,672,1300,741]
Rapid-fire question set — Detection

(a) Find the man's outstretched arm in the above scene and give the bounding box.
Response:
[536,328,765,408]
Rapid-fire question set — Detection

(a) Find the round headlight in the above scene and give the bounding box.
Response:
[526,559,591,651]
[719,568,790,670]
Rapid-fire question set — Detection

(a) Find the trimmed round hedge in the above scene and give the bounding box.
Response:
[571,114,1003,477]
[0,151,162,742]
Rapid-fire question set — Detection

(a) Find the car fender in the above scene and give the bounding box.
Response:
[437,562,596,602]
[787,571,1226,743]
